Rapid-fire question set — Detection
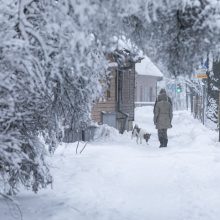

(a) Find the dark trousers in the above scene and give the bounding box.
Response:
[158,129,167,139]
[158,129,168,147]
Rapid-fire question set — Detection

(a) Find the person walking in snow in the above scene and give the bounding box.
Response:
[153,89,173,148]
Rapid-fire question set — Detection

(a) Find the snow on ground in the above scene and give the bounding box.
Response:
[1,106,220,220]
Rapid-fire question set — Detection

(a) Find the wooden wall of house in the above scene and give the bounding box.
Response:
[118,65,136,122]
[91,71,117,123]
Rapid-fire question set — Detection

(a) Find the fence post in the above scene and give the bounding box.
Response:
[193,96,196,118]
[190,90,193,113]
[186,83,188,110]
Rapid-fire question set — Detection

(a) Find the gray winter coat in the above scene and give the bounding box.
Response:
[153,93,173,129]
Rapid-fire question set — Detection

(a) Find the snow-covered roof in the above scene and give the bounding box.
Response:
[136,56,163,78]
[113,49,142,66]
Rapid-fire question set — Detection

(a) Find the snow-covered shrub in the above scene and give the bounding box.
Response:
[94,124,120,142]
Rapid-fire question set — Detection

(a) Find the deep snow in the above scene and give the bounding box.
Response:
[1,106,220,220]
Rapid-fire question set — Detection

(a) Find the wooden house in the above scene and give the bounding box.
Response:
[135,56,163,107]
[92,49,141,133]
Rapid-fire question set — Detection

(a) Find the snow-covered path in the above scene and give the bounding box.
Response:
[1,107,220,220]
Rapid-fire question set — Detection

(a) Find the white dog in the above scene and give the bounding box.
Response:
[132,124,151,144]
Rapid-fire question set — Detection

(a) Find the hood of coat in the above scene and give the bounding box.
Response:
[159,88,166,94]
[157,93,168,102]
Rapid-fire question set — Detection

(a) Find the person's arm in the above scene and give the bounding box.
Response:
[154,103,159,125]
[168,97,172,107]
[169,103,173,123]
[153,99,157,114]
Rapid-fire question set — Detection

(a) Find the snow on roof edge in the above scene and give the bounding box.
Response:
[136,56,163,77]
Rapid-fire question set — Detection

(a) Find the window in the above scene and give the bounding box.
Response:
[107,89,111,100]
[144,87,148,101]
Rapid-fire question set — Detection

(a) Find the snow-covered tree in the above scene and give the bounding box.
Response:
[0,0,108,194]
[119,0,220,76]
[206,61,220,128]
[0,0,52,194]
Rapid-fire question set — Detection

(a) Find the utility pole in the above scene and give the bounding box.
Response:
[175,78,177,111]
[186,83,188,110]
[202,84,206,125]
[219,91,220,142]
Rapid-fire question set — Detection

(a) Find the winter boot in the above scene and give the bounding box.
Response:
[164,139,168,147]
[159,138,164,148]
